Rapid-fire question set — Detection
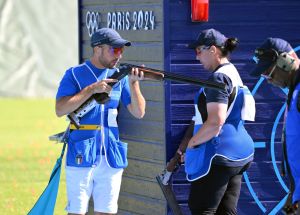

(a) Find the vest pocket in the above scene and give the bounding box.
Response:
[107,139,128,168]
[185,145,206,175]
[69,136,96,167]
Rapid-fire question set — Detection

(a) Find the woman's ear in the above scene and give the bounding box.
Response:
[209,45,217,54]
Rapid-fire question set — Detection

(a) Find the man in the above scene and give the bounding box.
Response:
[55,28,146,215]
[251,38,300,214]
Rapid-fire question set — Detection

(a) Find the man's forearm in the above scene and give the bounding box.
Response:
[56,85,94,117]
[128,81,146,119]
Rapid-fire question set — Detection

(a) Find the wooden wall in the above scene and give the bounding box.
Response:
[166,0,300,214]
[78,0,167,214]
[79,0,300,214]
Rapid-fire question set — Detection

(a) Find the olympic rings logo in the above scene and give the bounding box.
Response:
[86,11,101,37]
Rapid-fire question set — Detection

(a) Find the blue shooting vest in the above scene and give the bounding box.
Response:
[185,64,255,181]
[286,83,300,203]
[66,62,129,169]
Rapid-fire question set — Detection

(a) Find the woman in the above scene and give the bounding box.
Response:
[183,28,255,215]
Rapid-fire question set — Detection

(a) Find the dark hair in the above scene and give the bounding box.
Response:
[219,37,238,56]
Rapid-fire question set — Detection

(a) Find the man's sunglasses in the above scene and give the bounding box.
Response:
[110,47,124,56]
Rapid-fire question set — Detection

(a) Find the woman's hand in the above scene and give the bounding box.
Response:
[177,148,185,163]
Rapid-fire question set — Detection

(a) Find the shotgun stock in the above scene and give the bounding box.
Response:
[156,123,194,214]
[158,122,194,185]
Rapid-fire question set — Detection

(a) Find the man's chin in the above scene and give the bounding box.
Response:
[109,62,118,69]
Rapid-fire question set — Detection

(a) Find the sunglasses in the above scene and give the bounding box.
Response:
[261,63,277,80]
[110,47,124,56]
[195,46,210,55]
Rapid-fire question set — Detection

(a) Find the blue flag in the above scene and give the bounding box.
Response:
[28,136,67,215]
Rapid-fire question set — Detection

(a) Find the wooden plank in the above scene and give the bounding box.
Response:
[81,26,163,43]
[173,181,287,202]
[125,139,165,162]
[169,0,300,23]
[172,160,288,184]
[82,0,163,6]
[169,82,287,102]
[124,157,165,179]
[170,122,284,142]
[118,192,166,215]
[118,118,165,142]
[81,43,163,62]
[121,175,164,200]
[119,100,165,122]
[170,102,286,122]
[177,199,288,215]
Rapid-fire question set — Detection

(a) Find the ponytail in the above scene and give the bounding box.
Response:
[219,37,238,56]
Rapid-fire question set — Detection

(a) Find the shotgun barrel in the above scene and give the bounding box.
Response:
[119,63,226,91]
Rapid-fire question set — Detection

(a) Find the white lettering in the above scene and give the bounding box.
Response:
[111,12,117,30]
[137,10,143,30]
[86,11,101,36]
[117,12,122,30]
[125,12,130,30]
[132,11,137,30]
[86,10,156,35]
[144,11,149,30]
[107,12,111,28]
[122,11,125,30]
[149,11,155,30]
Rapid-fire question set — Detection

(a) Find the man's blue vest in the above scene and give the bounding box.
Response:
[66,62,129,169]
[286,83,300,203]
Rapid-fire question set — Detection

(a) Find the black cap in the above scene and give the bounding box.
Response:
[90,28,131,48]
[251,38,293,76]
[188,28,227,49]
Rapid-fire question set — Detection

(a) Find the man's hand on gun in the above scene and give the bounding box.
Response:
[91,79,117,94]
[129,67,145,83]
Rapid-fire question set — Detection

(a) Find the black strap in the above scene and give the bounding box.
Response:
[228,86,236,110]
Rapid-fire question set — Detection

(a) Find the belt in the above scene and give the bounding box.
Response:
[70,124,102,130]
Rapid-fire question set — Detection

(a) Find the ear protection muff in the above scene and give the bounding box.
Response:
[255,48,296,72]
[277,52,297,72]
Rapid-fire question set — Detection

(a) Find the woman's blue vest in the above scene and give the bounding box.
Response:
[185,64,255,181]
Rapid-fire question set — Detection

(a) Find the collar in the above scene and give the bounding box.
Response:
[213,63,231,73]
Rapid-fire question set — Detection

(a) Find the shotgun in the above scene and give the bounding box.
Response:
[156,122,194,215]
[67,66,130,128]
[119,63,226,91]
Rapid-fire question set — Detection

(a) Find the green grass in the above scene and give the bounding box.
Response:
[0,98,68,214]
